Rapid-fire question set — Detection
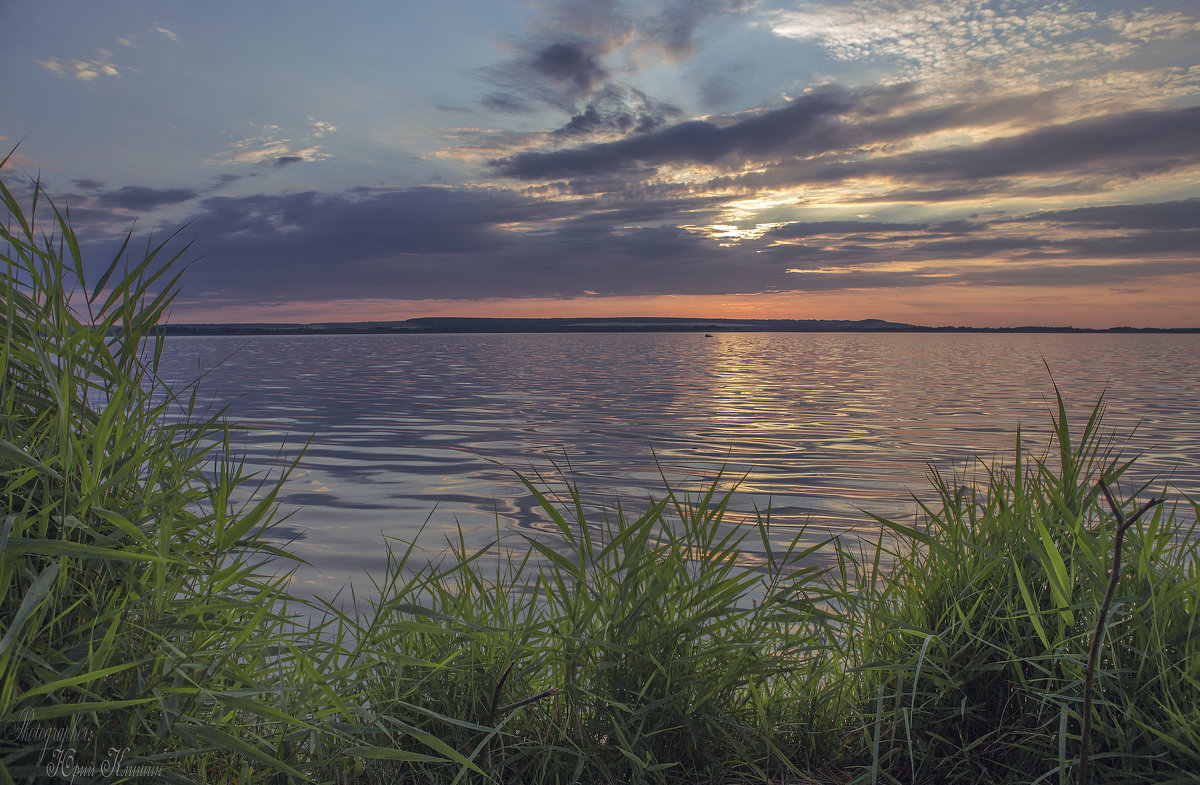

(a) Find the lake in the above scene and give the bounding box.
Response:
[156,332,1200,596]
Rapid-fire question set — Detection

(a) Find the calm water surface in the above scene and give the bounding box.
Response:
[157,333,1200,595]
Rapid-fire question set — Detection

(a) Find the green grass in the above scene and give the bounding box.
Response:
[840,401,1200,784]
[2,156,1198,784]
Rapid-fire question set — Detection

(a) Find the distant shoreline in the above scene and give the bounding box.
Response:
[159,316,1200,336]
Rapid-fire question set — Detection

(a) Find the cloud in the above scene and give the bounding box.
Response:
[209,121,334,166]
[102,185,761,304]
[485,84,1099,186]
[482,39,617,115]
[518,0,749,63]
[549,85,682,139]
[21,182,201,233]
[64,167,1194,311]
[470,0,750,149]
[759,199,1200,279]
[531,42,610,97]
[491,87,856,178]
[37,25,180,81]
[1007,198,1200,231]
[467,0,1197,219]
[37,55,120,81]
[818,103,1200,184]
[309,119,338,137]
[769,0,1200,94]
[639,0,752,59]
[678,99,1200,207]
[765,219,980,240]
[94,185,198,211]
[480,93,536,114]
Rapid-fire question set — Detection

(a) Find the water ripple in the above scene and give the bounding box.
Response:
[157,332,1200,594]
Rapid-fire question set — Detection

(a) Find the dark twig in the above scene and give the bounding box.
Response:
[1078,479,1162,785]
[485,661,557,722]
[486,660,516,727]
[497,687,557,715]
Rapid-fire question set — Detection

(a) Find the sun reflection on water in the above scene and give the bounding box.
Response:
[157,332,1200,598]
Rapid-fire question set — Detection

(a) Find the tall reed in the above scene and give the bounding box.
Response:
[0,154,479,783]
[844,394,1200,784]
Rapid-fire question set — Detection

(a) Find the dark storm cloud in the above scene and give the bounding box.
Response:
[274,156,304,167]
[481,44,681,137]
[530,42,609,96]
[53,168,1195,314]
[554,104,617,136]
[955,259,1200,287]
[183,187,548,254]
[88,173,1190,309]
[858,89,1064,143]
[1008,199,1200,231]
[1049,228,1200,259]
[824,104,1200,184]
[755,192,1198,277]
[481,39,617,114]
[95,185,198,211]
[89,182,779,304]
[488,87,1071,184]
[761,202,1200,273]
[492,87,856,178]
[489,85,1199,204]
[549,86,682,139]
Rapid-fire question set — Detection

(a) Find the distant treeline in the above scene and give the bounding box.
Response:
[159,316,1200,335]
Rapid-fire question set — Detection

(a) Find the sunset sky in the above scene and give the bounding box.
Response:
[3,0,1198,327]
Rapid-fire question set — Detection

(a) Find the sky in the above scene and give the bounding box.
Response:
[2,0,1198,328]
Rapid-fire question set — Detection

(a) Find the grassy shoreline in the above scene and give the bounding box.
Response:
[3,165,1199,784]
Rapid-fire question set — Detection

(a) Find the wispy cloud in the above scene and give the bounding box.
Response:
[37,53,121,81]
[768,0,1200,101]
[309,119,338,137]
[35,22,182,81]
[208,120,337,167]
